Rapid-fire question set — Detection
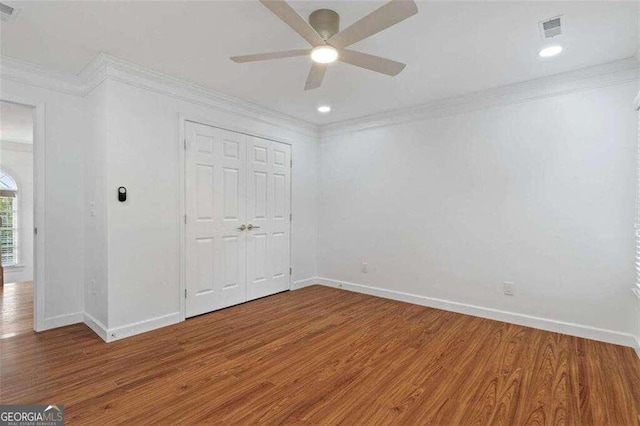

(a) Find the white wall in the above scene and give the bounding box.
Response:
[83,82,109,327]
[0,79,86,325]
[0,140,34,284]
[635,89,640,353]
[102,80,318,331]
[319,81,638,339]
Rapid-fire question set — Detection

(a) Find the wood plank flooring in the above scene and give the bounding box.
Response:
[1,285,639,424]
[0,281,33,339]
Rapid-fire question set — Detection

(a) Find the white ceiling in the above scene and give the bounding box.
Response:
[0,101,33,144]
[1,1,638,124]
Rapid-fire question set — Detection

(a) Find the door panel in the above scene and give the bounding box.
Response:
[254,172,268,219]
[217,130,247,309]
[272,231,287,278]
[246,136,291,300]
[185,122,246,317]
[195,237,214,297]
[252,232,268,281]
[196,164,214,220]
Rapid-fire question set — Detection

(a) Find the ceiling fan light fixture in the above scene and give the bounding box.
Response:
[231,0,417,90]
[311,46,338,64]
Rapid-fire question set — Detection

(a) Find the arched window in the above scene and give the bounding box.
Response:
[0,169,19,266]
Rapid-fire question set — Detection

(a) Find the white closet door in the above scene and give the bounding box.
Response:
[246,136,291,300]
[185,122,247,317]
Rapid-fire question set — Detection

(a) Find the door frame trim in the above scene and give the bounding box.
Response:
[1,96,46,332]
[178,114,293,322]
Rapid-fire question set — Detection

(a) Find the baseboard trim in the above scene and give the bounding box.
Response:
[106,312,181,342]
[43,312,83,330]
[83,312,108,341]
[317,277,637,349]
[291,277,319,290]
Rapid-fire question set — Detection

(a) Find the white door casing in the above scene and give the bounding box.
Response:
[246,136,291,300]
[185,122,247,317]
[185,122,291,317]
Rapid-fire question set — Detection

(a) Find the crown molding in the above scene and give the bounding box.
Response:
[0,56,85,95]
[2,53,637,139]
[321,57,640,138]
[80,53,319,137]
[1,53,319,138]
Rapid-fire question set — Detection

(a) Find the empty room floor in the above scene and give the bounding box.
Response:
[1,285,638,424]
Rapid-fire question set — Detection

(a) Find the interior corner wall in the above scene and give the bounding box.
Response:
[83,81,109,327]
[318,81,639,339]
[102,79,319,332]
[0,79,86,325]
[636,91,640,351]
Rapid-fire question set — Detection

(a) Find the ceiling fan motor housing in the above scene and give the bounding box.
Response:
[309,9,340,41]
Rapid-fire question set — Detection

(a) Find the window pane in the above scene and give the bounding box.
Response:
[0,172,17,191]
[0,195,18,266]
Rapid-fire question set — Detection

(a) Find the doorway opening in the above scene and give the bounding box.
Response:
[0,100,35,338]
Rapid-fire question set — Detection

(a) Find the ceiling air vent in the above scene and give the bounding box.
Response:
[0,2,17,22]
[540,16,562,39]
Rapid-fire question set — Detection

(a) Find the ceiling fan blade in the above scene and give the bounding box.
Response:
[338,49,406,76]
[329,0,418,49]
[260,0,325,47]
[304,63,327,90]
[230,49,311,63]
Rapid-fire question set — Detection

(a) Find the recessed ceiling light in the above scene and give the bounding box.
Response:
[539,45,563,58]
[311,46,338,64]
[318,105,331,113]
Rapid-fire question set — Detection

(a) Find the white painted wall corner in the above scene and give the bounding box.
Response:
[105,312,181,343]
[291,277,320,290]
[83,312,108,342]
[44,312,83,330]
[84,311,180,343]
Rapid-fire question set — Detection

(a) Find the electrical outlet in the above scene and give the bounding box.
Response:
[361,262,368,273]
[503,281,514,296]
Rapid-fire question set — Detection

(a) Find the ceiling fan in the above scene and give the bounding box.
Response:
[230,0,418,90]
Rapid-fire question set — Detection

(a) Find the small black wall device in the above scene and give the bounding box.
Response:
[118,187,127,202]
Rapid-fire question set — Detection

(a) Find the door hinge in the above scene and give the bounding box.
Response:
[185,289,187,298]
[184,139,187,150]
[290,159,292,168]
[289,267,292,275]
[184,215,187,224]
[34,227,38,235]
[290,213,292,221]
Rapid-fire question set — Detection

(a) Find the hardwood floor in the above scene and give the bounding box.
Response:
[0,281,33,339]
[1,285,639,424]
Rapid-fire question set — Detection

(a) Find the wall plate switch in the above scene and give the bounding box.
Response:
[361,262,368,273]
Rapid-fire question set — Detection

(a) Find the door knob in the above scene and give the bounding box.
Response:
[247,224,261,230]
[238,224,247,231]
